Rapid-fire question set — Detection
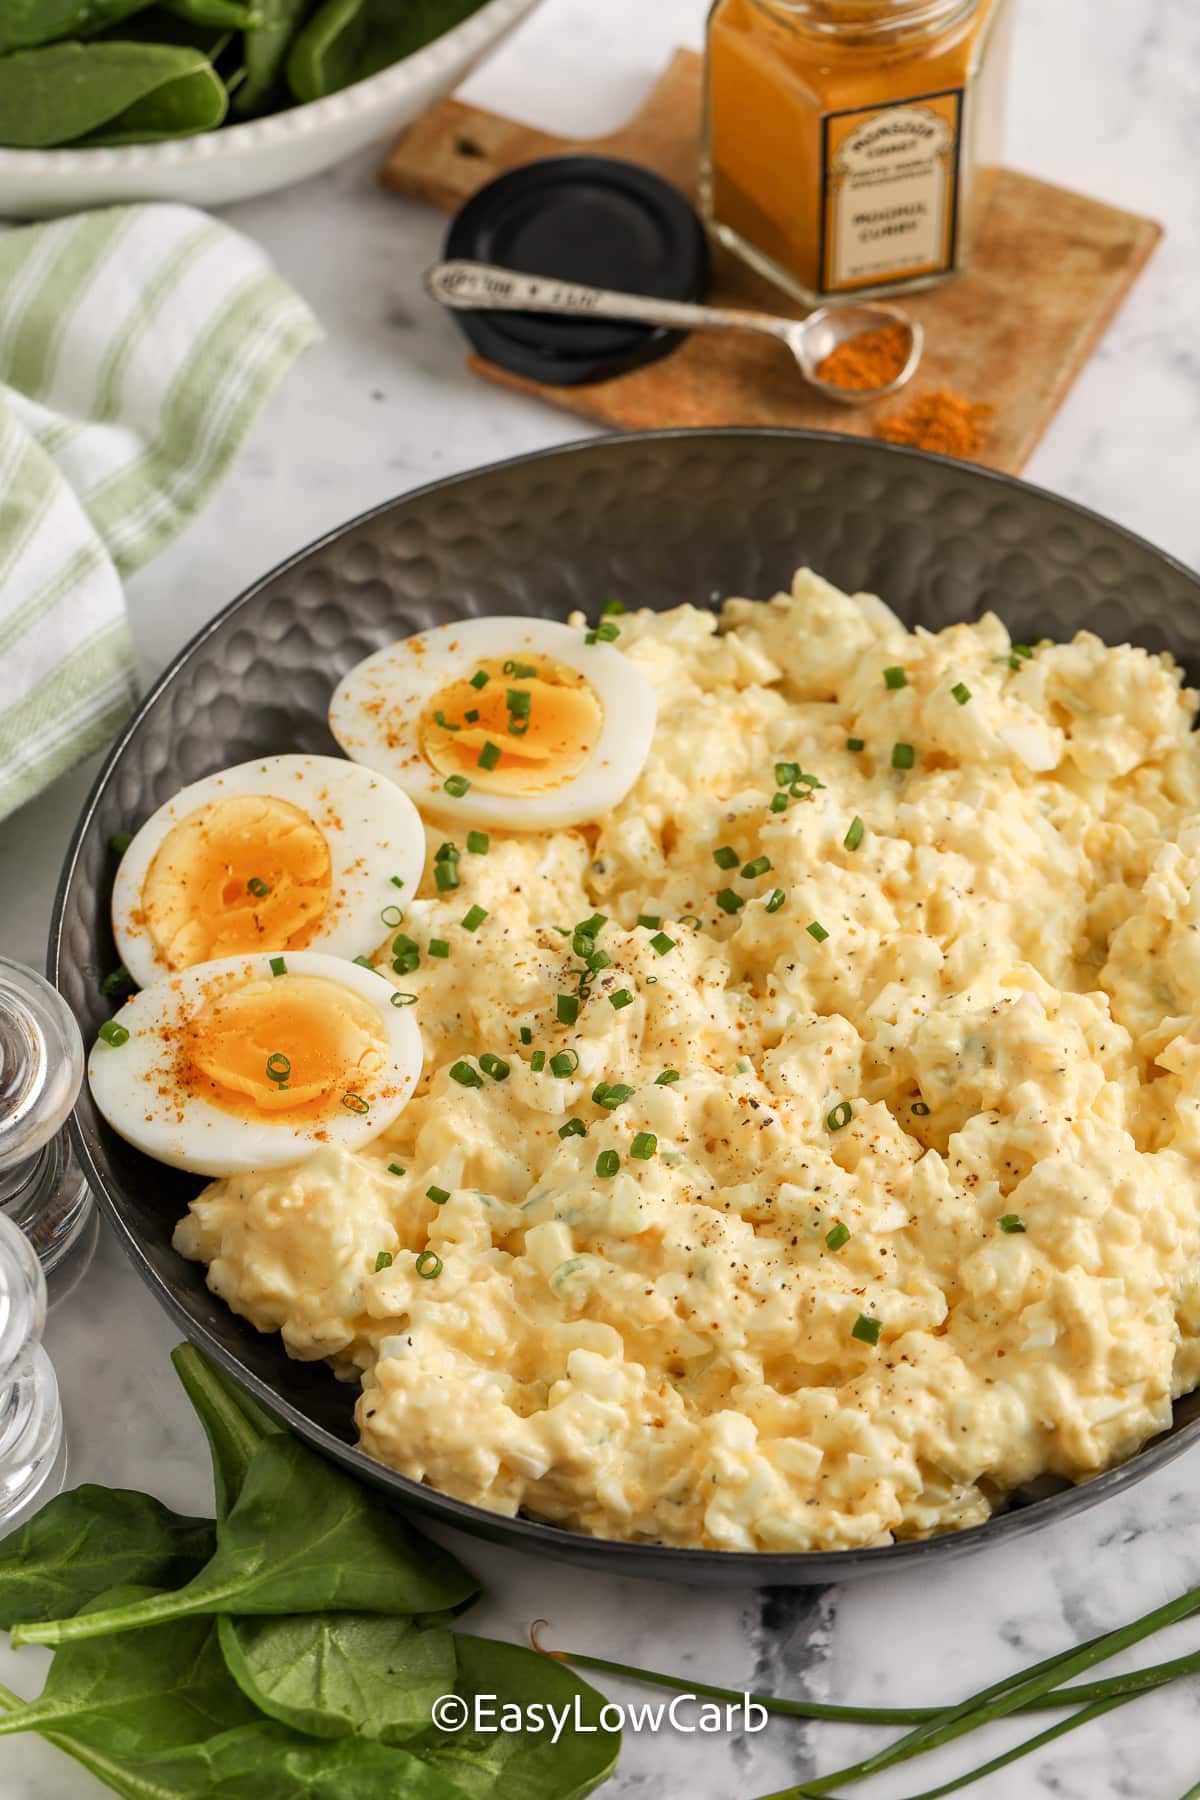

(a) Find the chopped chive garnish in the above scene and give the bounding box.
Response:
[98,1020,130,1047]
[465,709,479,723]
[741,856,772,879]
[388,1163,406,1177]
[846,737,865,753]
[354,955,374,969]
[716,888,745,914]
[593,1082,631,1109]
[609,989,634,1010]
[109,830,133,855]
[892,742,915,770]
[504,660,538,679]
[390,876,405,891]
[392,935,420,974]
[390,992,417,1008]
[469,669,489,690]
[382,905,404,928]
[342,1093,370,1115]
[637,913,661,930]
[999,1214,1027,1234]
[550,1049,579,1077]
[595,1150,620,1178]
[951,681,972,705]
[265,1053,290,1086]
[601,599,626,616]
[428,939,450,959]
[247,877,270,898]
[375,1251,393,1272]
[655,1069,680,1086]
[578,912,607,936]
[713,846,739,870]
[461,905,488,932]
[435,841,459,862]
[883,666,908,691]
[807,920,829,943]
[467,831,489,855]
[769,792,789,814]
[794,772,823,790]
[434,709,460,732]
[650,932,675,956]
[450,1061,482,1088]
[530,1051,546,1072]
[443,774,471,798]
[827,1101,853,1132]
[585,621,620,644]
[556,995,580,1026]
[434,862,460,892]
[631,1132,657,1161]
[268,955,287,977]
[559,1117,587,1139]
[506,688,532,719]
[100,966,134,999]
[912,1100,931,1116]
[679,915,701,932]
[765,888,786,914]
[844,816,865,852]
[477,741,501,772]
[826,1223,851,1252]
[775,761,800,787]
[852,1313,881,1346]
[415,1251,443,1280]
[520,1026,533,1045]
[480,1053,510,1082]
[1013,643,1034,660]
[427,1186,450,1205]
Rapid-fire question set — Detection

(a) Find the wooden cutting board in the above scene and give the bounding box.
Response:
[380,48,1161,474]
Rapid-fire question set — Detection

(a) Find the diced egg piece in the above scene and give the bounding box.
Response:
[111,755,425,992]
[328,616,657,829]
[88,952,422,1177]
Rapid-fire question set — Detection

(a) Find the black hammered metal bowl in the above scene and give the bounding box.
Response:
[50,430,1200,1586]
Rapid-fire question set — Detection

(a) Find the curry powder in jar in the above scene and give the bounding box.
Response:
[702,0,1012,306]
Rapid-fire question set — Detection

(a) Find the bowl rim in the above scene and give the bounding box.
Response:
[0,0,540,174]
[50,425,1200,1582]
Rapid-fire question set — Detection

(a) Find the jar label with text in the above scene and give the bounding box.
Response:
[821,91,963,293]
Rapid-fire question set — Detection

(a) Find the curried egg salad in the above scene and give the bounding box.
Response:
[137,570,1200,1552]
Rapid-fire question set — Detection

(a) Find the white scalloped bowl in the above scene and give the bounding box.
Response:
[0,0,545,219]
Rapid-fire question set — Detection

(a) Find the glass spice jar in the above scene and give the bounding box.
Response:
[702,0,1013,307]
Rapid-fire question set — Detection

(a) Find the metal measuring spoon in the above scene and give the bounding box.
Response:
[425,260,923,406]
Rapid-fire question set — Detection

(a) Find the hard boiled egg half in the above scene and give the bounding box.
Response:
[112,755,425,993]
[328,616,657,830]
[88,952,422,1177]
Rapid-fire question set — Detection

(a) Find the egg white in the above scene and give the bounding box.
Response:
[327,616,657,830]
[88,951,423,1178]
[112,755,426,993]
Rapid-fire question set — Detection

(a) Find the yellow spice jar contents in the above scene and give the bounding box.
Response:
[703,0,1012,306]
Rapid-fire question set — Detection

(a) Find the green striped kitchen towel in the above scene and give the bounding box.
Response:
[0,203,320,825]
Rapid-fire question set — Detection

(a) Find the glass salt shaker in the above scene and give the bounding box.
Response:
[0,957,95,1283]
[0,1210,64,1526]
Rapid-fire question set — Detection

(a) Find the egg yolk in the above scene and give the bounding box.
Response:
[418,656,603,796]
[185,974,388,1123]
[142,795,333,970]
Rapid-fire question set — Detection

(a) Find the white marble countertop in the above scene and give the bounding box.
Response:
[3,2,1200,1795]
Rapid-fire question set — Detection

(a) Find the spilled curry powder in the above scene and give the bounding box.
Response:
[874,389,994,459]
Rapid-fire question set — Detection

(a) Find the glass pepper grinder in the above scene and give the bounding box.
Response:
[0,956,95,1281]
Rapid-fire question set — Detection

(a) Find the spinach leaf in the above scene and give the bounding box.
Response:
[14,1432,478,1648]
[219,1611,457,1741]
[236,0,311,113]
[99,7,234,54]
[0,1585,258,1753]
[0,40,215,146]
[171,1342,281,1517]
[0,1486,214,1630]
[0,0,154,53]
[163,0,262,24]
[79,59,227,141]
[287,0,488,103]
[427,1636,620,1800]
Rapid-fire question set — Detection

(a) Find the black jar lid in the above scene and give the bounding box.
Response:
[442,156,711,386]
